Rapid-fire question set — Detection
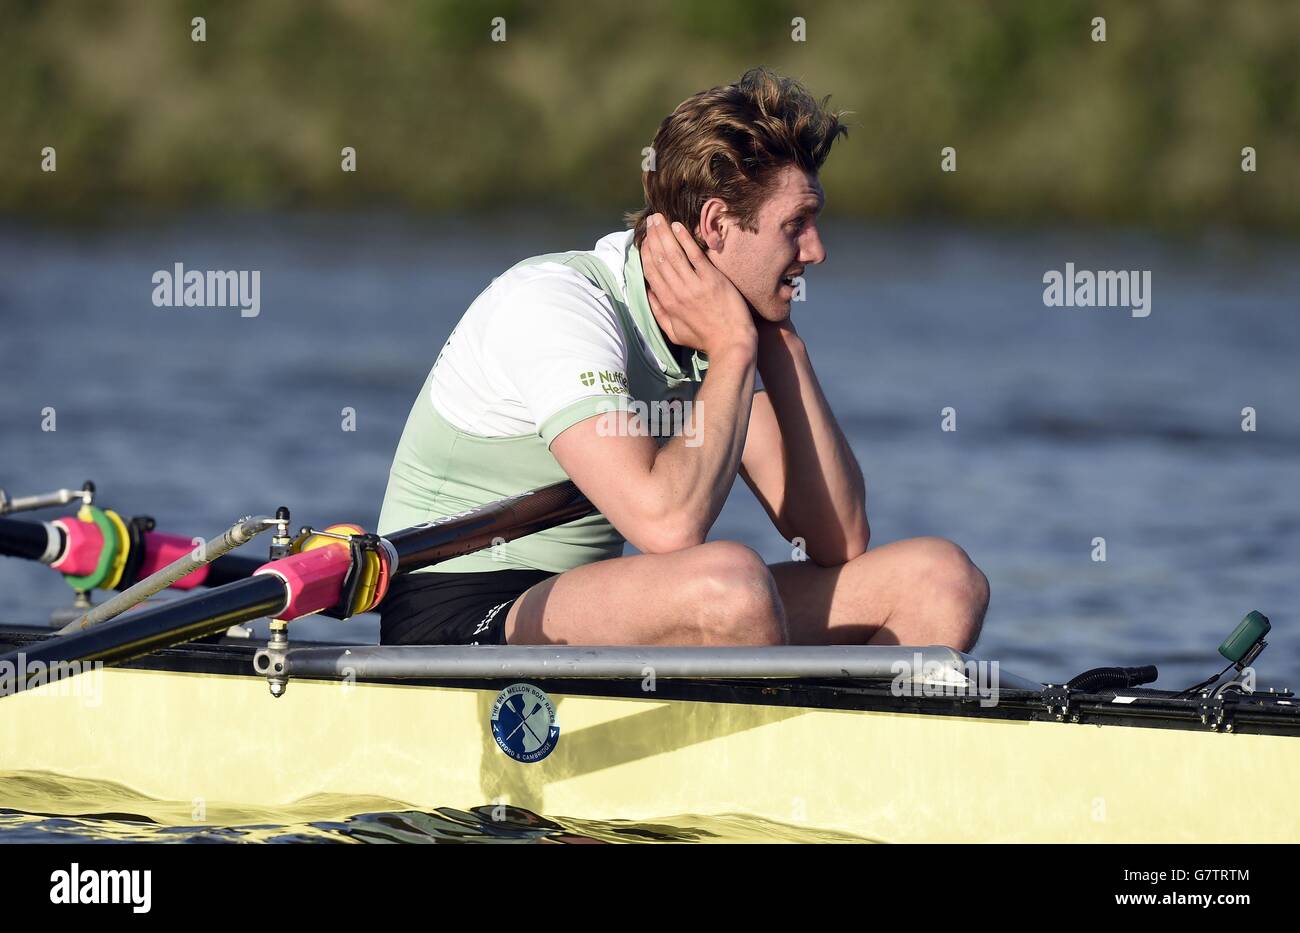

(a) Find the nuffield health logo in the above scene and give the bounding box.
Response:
[578,369,629,394]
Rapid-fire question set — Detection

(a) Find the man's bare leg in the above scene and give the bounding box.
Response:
[505,540,788,646]
[769,536,989,650]
[505,535,986,650]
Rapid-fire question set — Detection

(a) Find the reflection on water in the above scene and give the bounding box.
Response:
[0,770,870,844]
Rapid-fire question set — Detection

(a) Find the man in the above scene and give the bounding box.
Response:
[378,67,988,649]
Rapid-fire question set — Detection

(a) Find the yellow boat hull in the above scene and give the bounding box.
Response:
[1,664,1296,842]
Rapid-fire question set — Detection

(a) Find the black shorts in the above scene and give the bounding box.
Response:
[379,568,554,646]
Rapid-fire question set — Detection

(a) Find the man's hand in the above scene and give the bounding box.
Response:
[640,214,756,356]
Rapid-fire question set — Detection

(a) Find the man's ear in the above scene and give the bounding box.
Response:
[696,198,728,252]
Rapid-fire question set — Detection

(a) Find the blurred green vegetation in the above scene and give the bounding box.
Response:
[1,0,1297,230]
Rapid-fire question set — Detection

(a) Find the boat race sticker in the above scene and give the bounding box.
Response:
[491,683,560,763]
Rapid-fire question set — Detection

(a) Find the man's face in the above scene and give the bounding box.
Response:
[703,165,827,323]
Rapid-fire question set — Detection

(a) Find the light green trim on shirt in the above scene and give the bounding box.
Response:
[539,395,632,447]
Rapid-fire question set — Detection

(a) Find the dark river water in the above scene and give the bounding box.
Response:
[1,213,1297,841]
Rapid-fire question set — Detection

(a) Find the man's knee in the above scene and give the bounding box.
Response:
[907,537,989,649]
[688,541,787,645]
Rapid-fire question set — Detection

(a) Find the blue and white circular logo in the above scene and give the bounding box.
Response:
[491,683,560,763]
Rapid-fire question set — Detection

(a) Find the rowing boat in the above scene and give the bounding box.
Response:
[0,623,1296,842]
[1,484,1297,842]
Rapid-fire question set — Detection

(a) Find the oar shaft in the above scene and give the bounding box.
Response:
[1,514,261,587]
[0,516,57,562]
[207,553,265,585]
[387,480,593,572]
[0,575,288,695]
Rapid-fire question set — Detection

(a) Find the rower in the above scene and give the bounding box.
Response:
[375,67,989,650]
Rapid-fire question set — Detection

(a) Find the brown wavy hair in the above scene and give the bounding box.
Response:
[626,67,848,249]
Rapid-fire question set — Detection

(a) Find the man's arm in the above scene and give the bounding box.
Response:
[740,319,870,565]
[550,341,755,554]
[549,215,760,553]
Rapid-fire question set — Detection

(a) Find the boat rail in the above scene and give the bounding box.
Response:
[273,643,1045,690]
